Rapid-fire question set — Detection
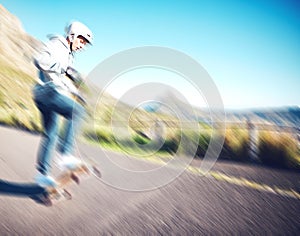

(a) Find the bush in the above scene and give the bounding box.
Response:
[158,130,211,157]
[83,128,115,144]
[220,128,249,162]
[196,132,211,157]
[132,134,150,145]
[258,131,300,169]
[159,134,180,154]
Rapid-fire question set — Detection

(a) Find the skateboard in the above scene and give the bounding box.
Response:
[38,160,101,206]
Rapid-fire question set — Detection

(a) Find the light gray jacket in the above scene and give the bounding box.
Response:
[34,35,78,97]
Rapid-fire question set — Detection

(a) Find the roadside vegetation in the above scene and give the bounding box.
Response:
[83,124,300,170]
[258,131,300,169]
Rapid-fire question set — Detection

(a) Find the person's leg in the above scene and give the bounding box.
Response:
[59,119,79,155]
[51,93,86,156]
[36,103,59,175]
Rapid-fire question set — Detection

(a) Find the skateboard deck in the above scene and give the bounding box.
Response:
[38,160,101,206]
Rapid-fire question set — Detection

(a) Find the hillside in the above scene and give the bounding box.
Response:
[0,5,166,133]
[0,5,40,78]
[0,5,42,130]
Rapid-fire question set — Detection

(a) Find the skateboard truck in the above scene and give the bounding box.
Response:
[38,160,101,206]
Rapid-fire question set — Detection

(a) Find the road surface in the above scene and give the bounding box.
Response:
[0,126,299,235]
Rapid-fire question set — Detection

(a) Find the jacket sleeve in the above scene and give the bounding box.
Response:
[33,42,64,74]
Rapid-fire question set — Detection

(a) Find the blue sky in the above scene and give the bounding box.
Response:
[2,0,300,109]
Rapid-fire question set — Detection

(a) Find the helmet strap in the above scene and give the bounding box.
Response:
[70,42,73,52]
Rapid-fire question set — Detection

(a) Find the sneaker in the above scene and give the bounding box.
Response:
[35,173,57,188]
[57,154,83,171]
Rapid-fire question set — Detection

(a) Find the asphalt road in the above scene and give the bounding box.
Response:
[0,126,299,235]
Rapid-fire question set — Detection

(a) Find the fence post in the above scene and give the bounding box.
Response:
[247,120,259,162]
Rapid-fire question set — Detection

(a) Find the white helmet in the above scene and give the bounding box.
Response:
[66,21,93,45]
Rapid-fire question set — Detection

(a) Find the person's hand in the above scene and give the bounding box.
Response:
[65,67,84,87]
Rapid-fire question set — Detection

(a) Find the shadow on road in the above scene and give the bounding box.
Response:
[0,179,47,204]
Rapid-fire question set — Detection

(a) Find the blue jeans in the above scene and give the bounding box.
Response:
[33,82,85,175]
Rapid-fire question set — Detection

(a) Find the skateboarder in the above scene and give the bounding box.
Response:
[32,21,93,187]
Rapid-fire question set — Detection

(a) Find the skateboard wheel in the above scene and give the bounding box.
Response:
[63,189,72,200]
[41,192,53,206]
[71,172,80,185]
[92,166,102,178]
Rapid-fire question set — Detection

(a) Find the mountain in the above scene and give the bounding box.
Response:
[152,90,299,128]
[224,106,300,127]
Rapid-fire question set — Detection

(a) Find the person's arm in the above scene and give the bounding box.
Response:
[34,43,64,74]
